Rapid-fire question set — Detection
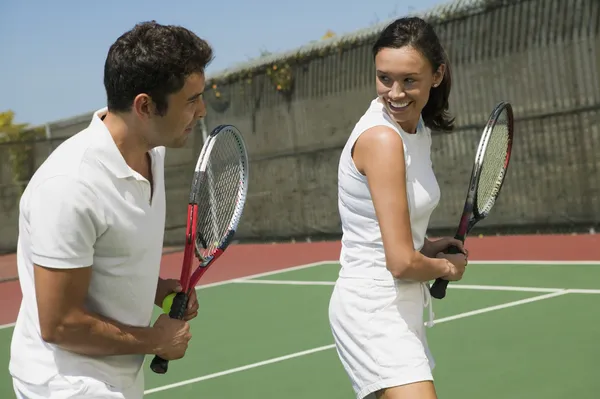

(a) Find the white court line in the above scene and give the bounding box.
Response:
[144,290,568,395]
[144,344,337,395]
[431,290,570,324]
[468,260,600,265]
[452,285,600,294]
[449,284,562,293]
[2,258,598,331]
[566,288,600,294]
[4,282,574,332]
[234,279,600,295]
[235,279,335,286]
[0,322,15,330]
[0,261,337,331]
[195,260,337,291]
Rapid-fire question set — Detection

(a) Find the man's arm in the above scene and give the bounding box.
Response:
[27,175,189,358]
[35,264,160,356]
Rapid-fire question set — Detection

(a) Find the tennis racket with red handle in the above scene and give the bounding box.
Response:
[150,124,249,373]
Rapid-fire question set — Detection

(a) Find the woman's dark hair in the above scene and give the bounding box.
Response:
[372,17,454,133]
[104,21,214,116]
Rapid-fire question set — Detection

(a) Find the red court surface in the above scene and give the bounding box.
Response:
[1,234,599,325]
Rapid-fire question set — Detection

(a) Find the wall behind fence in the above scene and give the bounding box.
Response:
[0,118,205,253]
[202,0,600,241]
[1,0,598,253]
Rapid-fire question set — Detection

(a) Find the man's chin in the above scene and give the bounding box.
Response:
[165,135,190,149]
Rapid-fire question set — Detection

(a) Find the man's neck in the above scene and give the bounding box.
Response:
[102,111,151,173]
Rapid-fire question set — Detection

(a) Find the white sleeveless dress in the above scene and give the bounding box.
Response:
[329,97,441,399]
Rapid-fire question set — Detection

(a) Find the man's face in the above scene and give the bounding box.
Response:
[147,72,207,148]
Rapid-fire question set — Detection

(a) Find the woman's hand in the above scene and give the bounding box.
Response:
[436,252,468,281]
[422,237,468,258]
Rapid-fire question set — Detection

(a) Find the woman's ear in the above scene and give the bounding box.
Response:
[432,64,446,88]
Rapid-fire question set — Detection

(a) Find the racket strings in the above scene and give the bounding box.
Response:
[194,131,247,259]
[476,111,510,215]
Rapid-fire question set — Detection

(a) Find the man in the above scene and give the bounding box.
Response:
[9,21,213,398]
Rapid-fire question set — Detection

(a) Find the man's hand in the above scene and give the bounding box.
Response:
[155,278,199,321]
[152,314,192,360]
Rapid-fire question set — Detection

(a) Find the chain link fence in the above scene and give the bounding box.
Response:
[1,0,598,252]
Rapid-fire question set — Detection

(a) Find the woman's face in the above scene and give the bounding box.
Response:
[375,45,444,133]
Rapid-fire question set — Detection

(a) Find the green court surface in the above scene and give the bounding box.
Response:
[1,261,600,398]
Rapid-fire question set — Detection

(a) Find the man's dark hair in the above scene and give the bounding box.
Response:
[104,21,214,116]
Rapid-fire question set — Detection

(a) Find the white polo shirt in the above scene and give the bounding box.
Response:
[9,108,166,390]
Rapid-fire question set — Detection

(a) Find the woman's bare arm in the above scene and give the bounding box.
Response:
[352,126,457,281]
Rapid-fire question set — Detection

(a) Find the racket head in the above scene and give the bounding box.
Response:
[471,101,514,221]
[191,124,249,262]
[455,101,514,240]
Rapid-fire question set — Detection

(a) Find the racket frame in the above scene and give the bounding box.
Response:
[429,102,514,299]
[150,124,248,374]
[181,124,248,293]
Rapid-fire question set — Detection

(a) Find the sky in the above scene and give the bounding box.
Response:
[0,0,448,127]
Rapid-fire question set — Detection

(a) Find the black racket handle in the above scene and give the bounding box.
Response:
[430,244,462,300]
[150,292,188,374]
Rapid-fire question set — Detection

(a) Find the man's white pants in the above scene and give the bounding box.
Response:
[12,368,144,399]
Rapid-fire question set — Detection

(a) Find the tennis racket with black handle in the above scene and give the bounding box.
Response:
[429,101,514,300]
[150,124,249,374]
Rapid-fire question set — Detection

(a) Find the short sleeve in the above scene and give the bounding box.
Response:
[28,175,104,269]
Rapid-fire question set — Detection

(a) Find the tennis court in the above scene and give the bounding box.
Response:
[1,258,599,398]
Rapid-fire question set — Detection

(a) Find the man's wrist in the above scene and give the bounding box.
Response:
[111,320,161,356]
[138,324,161,356]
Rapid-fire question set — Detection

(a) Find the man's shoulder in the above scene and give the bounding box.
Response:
[26,154,95,201]
[22,172,100,217]
[23,128,104,215]
[29,113,114,192]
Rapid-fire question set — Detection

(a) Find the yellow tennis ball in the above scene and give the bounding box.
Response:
[162,293,176,314]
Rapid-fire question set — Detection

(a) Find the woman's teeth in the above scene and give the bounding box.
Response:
[389,101,410,110]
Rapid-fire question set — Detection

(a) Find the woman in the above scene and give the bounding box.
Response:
[329,16,469,399]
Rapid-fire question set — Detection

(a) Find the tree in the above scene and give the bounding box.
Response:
[321,30,336,40]
[0,110,45,190]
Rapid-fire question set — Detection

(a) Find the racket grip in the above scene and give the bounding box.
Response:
[430,244,463,300]
[445,245,462,255]
[150,292,188,374]
[430,278,450,299]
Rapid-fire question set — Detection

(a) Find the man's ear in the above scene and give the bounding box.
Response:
[132,93,154,119]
